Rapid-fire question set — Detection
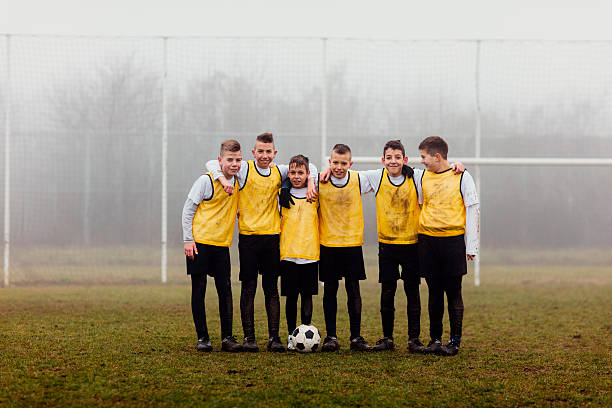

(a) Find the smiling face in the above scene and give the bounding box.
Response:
[288,163,309,189]
[219,150,243,178]
[419,149,442,172]
[329,151,353,179]
[252,141,277,169]
[382,148,408,177]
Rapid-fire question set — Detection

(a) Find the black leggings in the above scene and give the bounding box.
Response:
[380,280,421,339]
[323,279,362,339]
[190,273,233,340]
[285,294,313,335]
[425,275,464,340]
[240,274,280,339]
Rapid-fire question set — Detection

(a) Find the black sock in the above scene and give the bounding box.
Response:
[380,281,397,338]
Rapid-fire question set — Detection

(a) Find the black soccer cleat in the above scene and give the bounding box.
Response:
[441,339,461,356]
[407,338,425,354]
[221,336,243,352]
[321,336,340,352]
[242,337,259,352]
[196,337,212,352]
[424,339,444,355]
[267,336,286,352]
[372,336,394,351]
[350,336,371,352]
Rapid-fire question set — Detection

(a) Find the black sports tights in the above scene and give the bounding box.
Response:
[190,273,233,340]
[380,280,421,339]
[240,274,280,339]
[285,294,313,335]
[323,279,362,339]
[425,275,464,340]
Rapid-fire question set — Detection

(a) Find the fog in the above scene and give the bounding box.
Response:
[1,36,611,283]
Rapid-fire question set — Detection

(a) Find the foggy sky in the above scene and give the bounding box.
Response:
[3,0,612,40]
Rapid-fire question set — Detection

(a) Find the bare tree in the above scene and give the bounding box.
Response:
[47,52,161,245]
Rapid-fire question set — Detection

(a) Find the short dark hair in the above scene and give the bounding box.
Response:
[383,140,405,157]
[289,154,309,170]
[256,132,274,144]
[332,143,351,157]
[418,136,448,159]
[220,139,241,156]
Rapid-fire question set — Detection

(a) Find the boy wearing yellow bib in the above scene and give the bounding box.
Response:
[416,136,480,356]
[278,155,320,350]
[318,144,371,352]
[182,140,243,353]
[368,140,425,353]
[206,133,317,352]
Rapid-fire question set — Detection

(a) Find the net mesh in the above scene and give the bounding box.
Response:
[1,36,612,284]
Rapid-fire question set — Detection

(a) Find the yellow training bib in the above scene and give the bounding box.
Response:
[318,170,364,247]
[375,169,420,244]
[280,196,320,260]
[418,169,466,237]
[192,173,239,247]
[238,160,282,235]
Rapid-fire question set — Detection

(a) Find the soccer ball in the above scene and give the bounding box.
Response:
[291,324,321,352]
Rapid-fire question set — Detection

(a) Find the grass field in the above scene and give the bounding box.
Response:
[1,248,611,407]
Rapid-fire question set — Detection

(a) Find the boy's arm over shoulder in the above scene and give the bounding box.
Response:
[205,159,224,180]
[206,159,247,188]
[356,168,382,195]
[413,168,424,204]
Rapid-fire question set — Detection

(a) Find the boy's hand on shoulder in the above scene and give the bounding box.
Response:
[279,186,295,209]
[219,177,234,195]
[319,168,331,183]
[402,165,414,178]
[184,242,198,260]
[451,162,465,174]
[306,178,318,202]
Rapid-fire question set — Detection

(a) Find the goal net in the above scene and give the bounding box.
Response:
[2,36,611,285]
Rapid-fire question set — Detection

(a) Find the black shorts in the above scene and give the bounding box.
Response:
[238,234,280,281]
[319,245,366,282]
[378,242,420,285]
[417,234,467,279]
[280,261,319,297]
[186,243,231,278]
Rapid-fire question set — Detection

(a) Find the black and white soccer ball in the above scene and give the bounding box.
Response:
[290,324,321,352]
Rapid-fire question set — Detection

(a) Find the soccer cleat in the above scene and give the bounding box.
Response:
[441,339,461,356]
[196,337,212,352]
[321,336,340,352]
[350,336,371,352]
[407,338,425,354]
[287,335,295,351]
[267,336,286,352]
[221,336,243,352]
[242,337,259,352]
[372,336,394,351]
[424,339,443,355]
